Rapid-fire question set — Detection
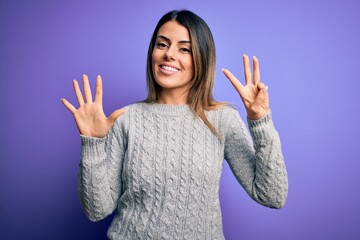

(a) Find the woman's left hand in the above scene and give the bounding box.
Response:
[222,54,269,120]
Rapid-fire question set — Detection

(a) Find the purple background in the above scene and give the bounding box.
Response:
[1,0,359,239]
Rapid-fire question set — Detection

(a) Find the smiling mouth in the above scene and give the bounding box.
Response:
[160,65,180,72]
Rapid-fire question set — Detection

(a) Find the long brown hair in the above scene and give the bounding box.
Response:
[145,10,225,138]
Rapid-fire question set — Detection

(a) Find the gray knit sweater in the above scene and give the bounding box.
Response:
[79,103,288,240]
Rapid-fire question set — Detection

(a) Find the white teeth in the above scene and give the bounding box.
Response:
[161,65,179,72]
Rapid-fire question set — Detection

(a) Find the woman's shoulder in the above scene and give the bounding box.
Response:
[112,103,139,125]
[113,102,156,122]
[207,103,240,118]
[119,102,148,113]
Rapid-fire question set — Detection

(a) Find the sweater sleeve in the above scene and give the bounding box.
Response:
[224,109,288,209]
[78,112,128,221]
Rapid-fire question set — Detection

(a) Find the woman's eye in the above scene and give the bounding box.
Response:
[180,48,191,53]
[156,42,168,49]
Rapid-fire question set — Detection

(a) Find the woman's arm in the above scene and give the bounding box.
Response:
[78,116,127,221]
[222,55,288,208]
[61,74,127,220]
[224,109,288,209]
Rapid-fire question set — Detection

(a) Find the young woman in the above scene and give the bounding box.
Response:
[61,10,288,240]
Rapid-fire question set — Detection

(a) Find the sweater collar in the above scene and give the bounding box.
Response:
[140,102,194,116]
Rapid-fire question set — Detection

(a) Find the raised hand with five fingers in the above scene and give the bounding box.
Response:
[61,74,125,138]
[222,54,269,120]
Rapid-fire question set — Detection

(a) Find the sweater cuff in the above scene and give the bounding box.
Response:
[80,135,106,165]
[80,134,106,146]
[247,110,276,140]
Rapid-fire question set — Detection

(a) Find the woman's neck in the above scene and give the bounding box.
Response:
[157,89,189,105]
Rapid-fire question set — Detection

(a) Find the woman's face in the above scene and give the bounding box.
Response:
[152,21,194,95]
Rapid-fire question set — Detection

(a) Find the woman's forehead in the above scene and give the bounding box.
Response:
[157,21,190,42]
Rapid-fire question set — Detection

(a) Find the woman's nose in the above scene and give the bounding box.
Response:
[165,46,176,60]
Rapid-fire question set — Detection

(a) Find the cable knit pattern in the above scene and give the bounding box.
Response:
[79,103,288,240]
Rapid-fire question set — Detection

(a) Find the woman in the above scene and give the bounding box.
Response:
[61,10,288,240]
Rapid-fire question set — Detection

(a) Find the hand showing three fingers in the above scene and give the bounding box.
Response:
[222,54,269,120]
[61,74,125,138]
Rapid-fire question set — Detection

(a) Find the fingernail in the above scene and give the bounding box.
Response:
[263,86,268,93]
[222,68,225,72]
[97,75,101,78]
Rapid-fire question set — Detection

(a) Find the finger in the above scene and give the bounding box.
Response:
[253,56,260,85]
[257,82,265,90]
[254,85,268,106]
[222,68,244,93]
[243,54,252,85]
[94,75,103,104]
[82,74,93,103]
[108,108,126,123]
[61,98,77,113]
[73,80,85,106]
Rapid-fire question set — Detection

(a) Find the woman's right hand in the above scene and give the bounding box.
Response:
[61,74,125,138]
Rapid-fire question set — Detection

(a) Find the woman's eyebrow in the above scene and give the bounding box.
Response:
[157,35,191,44]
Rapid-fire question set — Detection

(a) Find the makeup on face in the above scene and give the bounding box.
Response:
[152,21,194,97]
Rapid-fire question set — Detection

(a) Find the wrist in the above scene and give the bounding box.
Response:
[247,109,269,120]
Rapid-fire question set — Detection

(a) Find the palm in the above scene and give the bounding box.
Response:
[223,54,269,120]
[239,84,258,106]
[73,102,108,137]
[61,74,124,138]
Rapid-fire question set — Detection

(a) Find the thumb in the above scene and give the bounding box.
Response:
[108,108,126,123]
[254,85,268,106]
